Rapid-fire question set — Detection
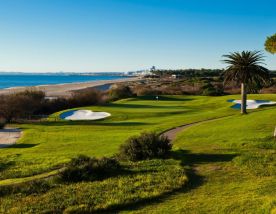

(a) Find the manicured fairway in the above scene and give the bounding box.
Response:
[0,95,276,213]
[128,100,276,213]
[0,95,238,179]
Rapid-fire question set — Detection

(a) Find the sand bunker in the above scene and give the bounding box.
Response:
[60,110,111,121]
[228,100,276,109]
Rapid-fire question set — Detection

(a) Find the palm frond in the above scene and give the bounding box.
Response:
[222,51,270,86]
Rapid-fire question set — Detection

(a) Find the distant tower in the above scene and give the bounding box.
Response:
[150,66,156,71]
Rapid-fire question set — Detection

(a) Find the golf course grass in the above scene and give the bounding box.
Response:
[0,95,276,213]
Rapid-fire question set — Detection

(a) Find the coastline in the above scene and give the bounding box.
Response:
[0,77,139,97]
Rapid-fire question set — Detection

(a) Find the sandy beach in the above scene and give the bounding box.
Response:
[0,77,139,97]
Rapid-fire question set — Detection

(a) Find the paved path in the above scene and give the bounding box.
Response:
[162,115,234,142]
[0,128,22,148]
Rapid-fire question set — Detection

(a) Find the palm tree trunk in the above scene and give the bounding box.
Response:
[241,83,247,114]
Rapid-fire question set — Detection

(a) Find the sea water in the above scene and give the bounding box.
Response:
[0,73,129,89]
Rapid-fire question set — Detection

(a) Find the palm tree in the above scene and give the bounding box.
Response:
[222,51,270,114]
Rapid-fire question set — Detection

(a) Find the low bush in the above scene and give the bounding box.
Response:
[119,132,172,161]
[159,85,183,95]
[201,82,223,96]
[59,155,121,182]
[68,88,105,107]
[40,97,69,115]
[0,159,187,213]
[38,89,105,115]
[0,180,51,197]
[0,89,106,121]
[133,85,160,96]
[0,118,6,129]
[0,89,46,122]
[108,84,133,100]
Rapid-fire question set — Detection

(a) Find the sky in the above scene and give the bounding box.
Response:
[0,0,275,73]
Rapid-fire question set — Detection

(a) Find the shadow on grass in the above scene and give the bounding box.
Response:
[58,167,159,184]
[170,149,237,192]
[7,144,38,149]
[108,103,187,109]
[102,150,238,213]
[0,129,21,133]
[0,150,238,212]
[171,149,237,165]
[0,166,162,198]
[0,161,15,173]
[30,121,150,127]
[133,96,195,102]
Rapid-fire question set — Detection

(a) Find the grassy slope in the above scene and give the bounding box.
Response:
[0,159,188,213]
[0,94,276,213]
[128,99,276,213]
[0,95,236,179]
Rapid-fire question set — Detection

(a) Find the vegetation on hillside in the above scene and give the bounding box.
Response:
[109,84,133,100]
[0,89,105,122]
[0,159,187,213]
[151,68,223,78]
[0,118,6,129]
[1,66,275,123]
[0,94,276,212]
[58,155,121,182]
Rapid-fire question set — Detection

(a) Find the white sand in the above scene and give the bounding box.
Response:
[0,128,22,148]
[63,110,111,121]
[231,100,276,109]
[0,77,139,97]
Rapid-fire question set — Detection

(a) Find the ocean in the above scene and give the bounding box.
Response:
[0,74,129,89]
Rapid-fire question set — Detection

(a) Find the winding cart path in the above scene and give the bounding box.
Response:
[162,115,234,141]
[0,128,22,148]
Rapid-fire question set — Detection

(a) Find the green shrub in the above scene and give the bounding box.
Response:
[68,88,105,107]
[0,90,45,122]
[0,89,105,121]
[133,85,160,96]
[0,160,187,213]
[0,180,51,197]
[0,118,6,129]
[108,84,133,100]
[201,82,223,96]
[119,132,172,161]
[59,155,121,182]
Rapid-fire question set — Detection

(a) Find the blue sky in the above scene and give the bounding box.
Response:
[0,0,275,72]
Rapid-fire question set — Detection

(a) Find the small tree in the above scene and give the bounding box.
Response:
[265,34,276,54]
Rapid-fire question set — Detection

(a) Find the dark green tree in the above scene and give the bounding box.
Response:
[223,51,270,114]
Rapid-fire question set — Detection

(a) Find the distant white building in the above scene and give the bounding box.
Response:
[171,74,182,79]
[124,69,154,76]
